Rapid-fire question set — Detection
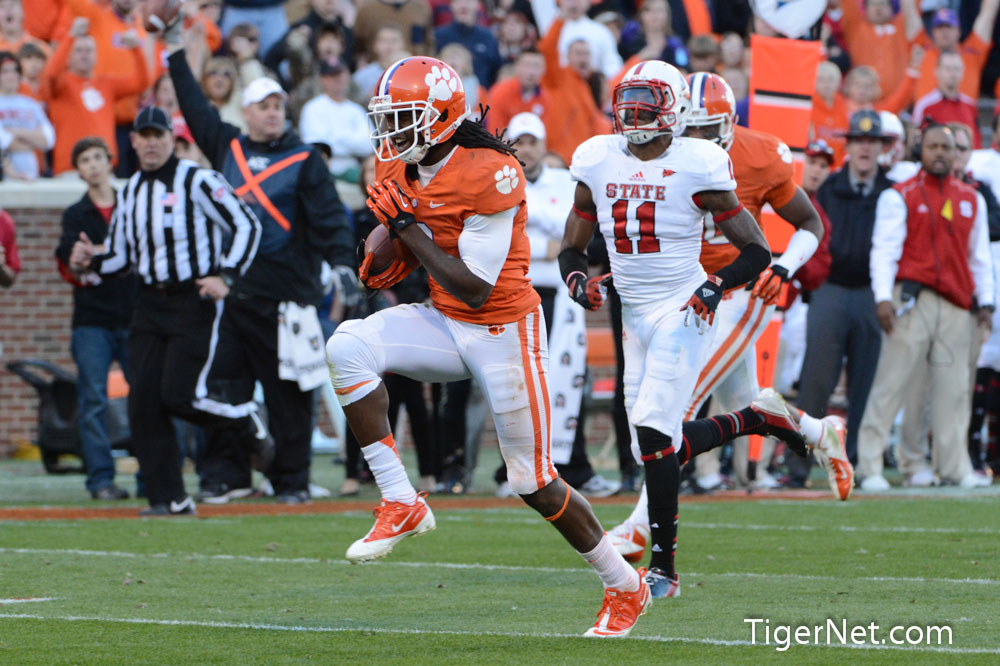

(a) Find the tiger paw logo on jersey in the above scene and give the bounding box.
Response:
[425,66,458,102]
[487,324,506,336]
[495,165,518,194]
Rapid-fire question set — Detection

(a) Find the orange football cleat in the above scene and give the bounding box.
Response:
[584,568,652,638]
[345,492,435,562]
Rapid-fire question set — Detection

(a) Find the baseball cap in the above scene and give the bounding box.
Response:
[507,112,546,141]
[242,77,288,108]
[805,139,835,163]
[931,8,959,28]
[133,106,173,133]
[319,58,348,76]
[845,109,884,139]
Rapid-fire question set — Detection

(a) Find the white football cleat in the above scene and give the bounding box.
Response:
[346,493,435,562]
[750,388,808,457]
[812,415,854,500]
[607,520,650,563]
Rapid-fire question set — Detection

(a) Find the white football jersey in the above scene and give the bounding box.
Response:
[570,134,737,306]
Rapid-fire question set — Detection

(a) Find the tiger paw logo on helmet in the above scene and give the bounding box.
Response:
[425,66,458,102]
[494,165,518,194]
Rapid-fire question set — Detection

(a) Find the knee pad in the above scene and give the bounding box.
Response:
[326,320,381,406]
[636,426,675,462]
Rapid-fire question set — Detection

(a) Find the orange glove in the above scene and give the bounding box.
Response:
[750,266,789,306]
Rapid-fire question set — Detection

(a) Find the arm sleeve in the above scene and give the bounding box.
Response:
[41,36,73,101]
[168,49,242,170]
[538,17,563,88]
[458,206,518,285]
[192,170,261,275]
[971,192,995,307]
[299,150,355,267]
[91,191,131,277]
[870,188,908,303]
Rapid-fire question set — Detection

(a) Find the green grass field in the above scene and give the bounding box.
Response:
[1,457,998,665]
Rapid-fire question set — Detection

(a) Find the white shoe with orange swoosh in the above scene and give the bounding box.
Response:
[346,492,436,562]
[813,416,854,501]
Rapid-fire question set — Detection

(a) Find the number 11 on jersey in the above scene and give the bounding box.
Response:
[611,199,660,254]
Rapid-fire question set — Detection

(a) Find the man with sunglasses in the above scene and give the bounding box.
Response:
[166,35,356,505]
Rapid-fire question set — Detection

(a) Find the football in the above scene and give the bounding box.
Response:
[142,0,182,33]
[364,224,419,274]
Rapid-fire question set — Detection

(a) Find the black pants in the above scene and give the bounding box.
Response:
[198,294,314,494]
[127,286,226,505]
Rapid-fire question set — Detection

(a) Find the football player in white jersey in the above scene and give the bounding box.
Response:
[559,60,774,597]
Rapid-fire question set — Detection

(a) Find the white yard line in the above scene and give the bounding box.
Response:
[2,547,998,586]
[0,612,996,654]
[0,598,57,604]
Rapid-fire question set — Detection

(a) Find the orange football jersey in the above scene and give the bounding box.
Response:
[700,125,798,275]
[378,146,540,325]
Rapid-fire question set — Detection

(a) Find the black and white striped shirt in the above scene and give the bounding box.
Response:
[94,156,261,284]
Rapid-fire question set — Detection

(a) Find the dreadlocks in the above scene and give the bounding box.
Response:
[452,105,523,165]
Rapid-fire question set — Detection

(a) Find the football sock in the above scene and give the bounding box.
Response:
[797,411,825,448]
[580,535,640,592]
[637,426,678,578]
[677,408,767,464]
[361,434,417,504]
[624,482,649,527]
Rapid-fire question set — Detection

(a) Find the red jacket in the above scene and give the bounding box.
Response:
[894,171,980,310]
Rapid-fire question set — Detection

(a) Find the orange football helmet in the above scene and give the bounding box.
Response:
[368,57,470,164]
[686,72,737,151]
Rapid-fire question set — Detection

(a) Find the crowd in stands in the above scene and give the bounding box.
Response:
[2,0,1000,498]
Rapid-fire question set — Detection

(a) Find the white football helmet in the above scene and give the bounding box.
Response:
[612,60,691,145]
[686,71,737,151]
[878,111,905,169]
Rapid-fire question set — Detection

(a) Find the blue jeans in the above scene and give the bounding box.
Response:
[72,326,129,494]
[220,5,289,60]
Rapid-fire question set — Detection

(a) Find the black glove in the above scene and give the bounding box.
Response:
[366,179,417,234]
[567,271,611,310]
[681,274,723,325]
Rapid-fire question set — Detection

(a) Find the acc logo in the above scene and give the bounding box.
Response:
[425,66,458,102]
[247,156,270,171]
[495,165,519,194]
[960,200,974,218]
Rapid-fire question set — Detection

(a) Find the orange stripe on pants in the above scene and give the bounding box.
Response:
[519,314,547,491]
[530,309,556,483]
[686,297,760,419]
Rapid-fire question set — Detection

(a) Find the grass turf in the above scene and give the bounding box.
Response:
[1,464,999,665]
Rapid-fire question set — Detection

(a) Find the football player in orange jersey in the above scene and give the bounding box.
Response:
[325,57,651,638]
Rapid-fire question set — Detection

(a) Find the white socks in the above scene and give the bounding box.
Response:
[797,412,825,448]
[581,535,640,591]
[361,434,417,504]
[625,482,650,529]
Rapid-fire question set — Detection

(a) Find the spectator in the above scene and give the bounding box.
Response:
[435,0,503,87]
[16,42,47,100]
[352,25,406,104]
[354,0,435,59]
[57,0,157,177]
[830,0,922,99]
[264,0,356,78]
[227,22,268,81]
[485,48,544,129]
[199,0,223,27]
[0,0,51,57]
[719,31,746,71]
[438,42,487,117]
[843,48,923,118]
[969,113,1000,194]
[0,205,18,287]
[169,42,356,504]
[152,73,180,120]
[173,122,209,167]
[54,136,135,501]
[950,122,1000,268]
[298,58,371,181]
[284,22,350,120]
[859,123,994,490]
[496,9,537,65]
[811,60,848,166]
[0,50,55,180]
[913,50,982,148]
[566,38,603,108]
[686,33,719,73]
[797,111,895,469]
[530,0,623,79]
[201,56,248,132]
[668,0,718,40]
[915,3,999,100]
[21,0,72,44]
[42,17,150,175]
[219,0,289,56]
[617,0,688,68]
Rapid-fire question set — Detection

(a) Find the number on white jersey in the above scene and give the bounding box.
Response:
[611,200,659,254]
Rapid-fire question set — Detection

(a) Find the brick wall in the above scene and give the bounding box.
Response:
[1,181,87,455]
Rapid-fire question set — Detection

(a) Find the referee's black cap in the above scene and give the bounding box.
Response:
[133,106,173,133]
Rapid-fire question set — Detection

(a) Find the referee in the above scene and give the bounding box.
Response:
[71,107,262,516]
[168,44,356,504]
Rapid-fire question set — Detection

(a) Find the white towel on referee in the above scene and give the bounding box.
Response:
[548,286,588,465]
[277,302,328,391]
